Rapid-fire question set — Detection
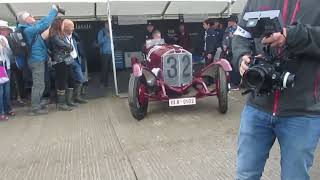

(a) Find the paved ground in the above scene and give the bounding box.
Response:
[0,91,319,180]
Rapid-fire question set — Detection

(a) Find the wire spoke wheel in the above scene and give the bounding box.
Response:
[128,75,149,120]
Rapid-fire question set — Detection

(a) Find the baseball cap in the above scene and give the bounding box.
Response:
[228,15,238,23]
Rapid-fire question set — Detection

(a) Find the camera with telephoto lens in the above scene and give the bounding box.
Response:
[243,56,295,95]
[241,10,295,95]
[55,4,65,15]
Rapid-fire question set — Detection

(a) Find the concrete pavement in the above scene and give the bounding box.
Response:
[0,92,318,180]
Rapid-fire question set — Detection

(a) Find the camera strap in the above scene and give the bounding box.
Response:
[271,0,301,116]
[282,0,289,25]
[290,0,301,25]
[282,0,302,25]
[234,26,252,39]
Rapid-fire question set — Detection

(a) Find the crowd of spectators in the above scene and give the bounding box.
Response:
[0,5,110,119]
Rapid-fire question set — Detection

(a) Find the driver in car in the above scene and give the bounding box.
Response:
[152,30,162,40]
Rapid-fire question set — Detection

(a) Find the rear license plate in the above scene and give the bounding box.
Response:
[169,97,196,107]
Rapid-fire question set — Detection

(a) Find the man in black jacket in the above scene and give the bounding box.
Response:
[203,18,220,65]
[223,15,240,90]
[232,0,320,179]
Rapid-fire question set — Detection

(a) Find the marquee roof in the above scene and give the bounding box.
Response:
[0,0,247,23]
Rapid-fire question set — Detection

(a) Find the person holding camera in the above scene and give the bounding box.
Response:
[17,5,65,115]
[48,18,75,111]
[232,0,320,179]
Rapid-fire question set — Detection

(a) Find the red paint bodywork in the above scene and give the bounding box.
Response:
[145,45,184,70]
[131,44,232,102]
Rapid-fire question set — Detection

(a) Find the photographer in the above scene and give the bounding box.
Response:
[17,5,64,115]
[232,0,320,179]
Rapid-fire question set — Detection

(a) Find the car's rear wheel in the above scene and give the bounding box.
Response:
[217,66,228,114]
[128,75,149,120]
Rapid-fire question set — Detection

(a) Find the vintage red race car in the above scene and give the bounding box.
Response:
[128,39,232,120]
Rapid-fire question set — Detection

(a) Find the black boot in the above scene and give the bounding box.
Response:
[74,83,88,104]
[57,90,73,111]
[66,88,78,107]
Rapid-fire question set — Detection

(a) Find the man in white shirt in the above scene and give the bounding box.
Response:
[63,19,87,104]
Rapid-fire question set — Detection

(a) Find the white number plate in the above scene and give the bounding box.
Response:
[169,97,196,107]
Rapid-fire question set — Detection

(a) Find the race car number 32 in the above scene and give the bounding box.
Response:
[169,97,196,107]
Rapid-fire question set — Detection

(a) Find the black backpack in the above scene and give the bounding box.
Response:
[7,27,37,58]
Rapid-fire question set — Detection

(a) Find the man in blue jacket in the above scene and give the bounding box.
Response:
[97,23,112,87]
[17,5,58,115]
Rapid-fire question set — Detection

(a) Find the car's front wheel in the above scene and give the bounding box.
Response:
[128,75,149,120]
[217,66,228,114]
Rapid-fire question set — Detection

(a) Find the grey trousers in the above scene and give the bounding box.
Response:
[29,61,45,110]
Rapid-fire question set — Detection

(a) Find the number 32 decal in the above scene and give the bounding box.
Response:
[166,55,191,78]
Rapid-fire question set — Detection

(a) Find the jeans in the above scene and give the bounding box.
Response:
[0,70,11,115]
[29,61,45,110]
[236,105,320,180]
[72,59,85,83]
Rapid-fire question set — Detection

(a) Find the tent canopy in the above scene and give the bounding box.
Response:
[0,0,248,96]
[0,0,247,23]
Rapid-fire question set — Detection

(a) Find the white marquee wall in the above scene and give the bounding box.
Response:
[0,0,247,22]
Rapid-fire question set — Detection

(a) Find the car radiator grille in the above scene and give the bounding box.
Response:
[163,52,193,87]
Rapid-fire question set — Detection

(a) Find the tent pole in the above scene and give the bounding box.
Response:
[161,1,171,19]
[94,3,97,19]
[220,0,234,17]
[228,1,232,16]
[107,0,119,96]
[5,3,16,19]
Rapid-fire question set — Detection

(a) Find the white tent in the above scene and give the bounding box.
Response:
[0,0,247,95]
[0,1,248,22]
